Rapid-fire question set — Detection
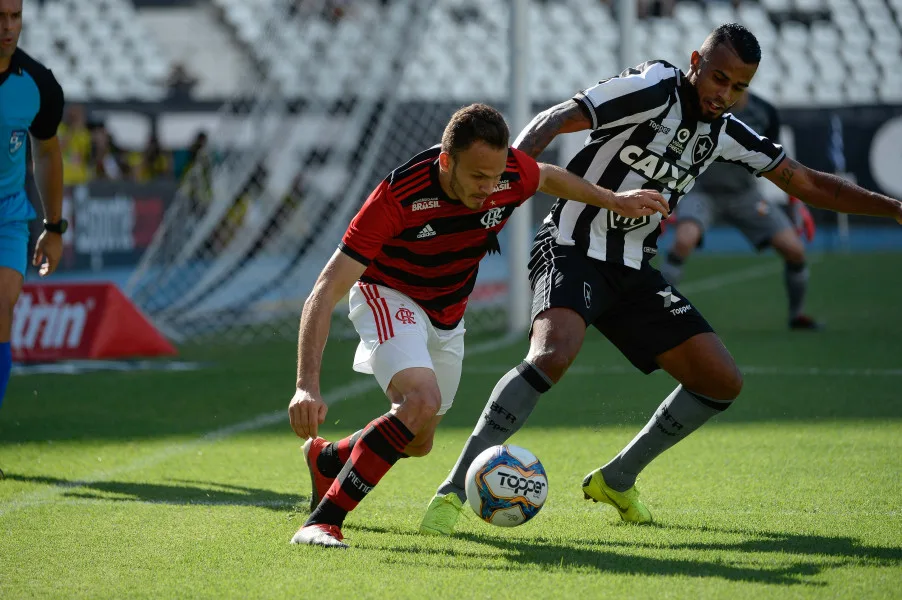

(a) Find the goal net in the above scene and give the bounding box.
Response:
[127,0,536,343]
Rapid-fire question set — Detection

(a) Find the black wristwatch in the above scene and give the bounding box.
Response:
[43,219,68,235]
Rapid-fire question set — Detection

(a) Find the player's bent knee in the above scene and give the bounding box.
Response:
[685,363,743,401]
[778,243,806,264]
[528,319,583,382]
[403,389,442,421]
[772,231,806,263]
[404,438,433,457]
[718,367,744,400]
[528,347,573,383]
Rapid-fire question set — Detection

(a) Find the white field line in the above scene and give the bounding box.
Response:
[0,261,796,516]
[676,253,820,295]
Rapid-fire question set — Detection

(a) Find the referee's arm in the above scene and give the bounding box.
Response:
[32,136,63,224]
[29,72,64,224]
[30,72,65,275]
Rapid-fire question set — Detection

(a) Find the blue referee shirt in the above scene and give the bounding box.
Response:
[0,48,63,201]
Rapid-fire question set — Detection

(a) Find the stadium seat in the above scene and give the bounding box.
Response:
[706,3,738,28]
[878,77,902,103]
[795,0,827,12]
[21,0,902,108]
[810,22,841,49]
[21,0,170,101]
[762,0,794,12]
[813,82,846,105]
[778,81,815,106]
[844,80,877,103]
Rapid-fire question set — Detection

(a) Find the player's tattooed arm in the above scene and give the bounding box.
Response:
[764,157,902,222]
[513,100,593,159]
[537,163,669,218]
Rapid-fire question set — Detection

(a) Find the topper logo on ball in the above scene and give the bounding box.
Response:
[496,470,546,498]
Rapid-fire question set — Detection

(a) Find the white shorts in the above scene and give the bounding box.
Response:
[348,282,465,416]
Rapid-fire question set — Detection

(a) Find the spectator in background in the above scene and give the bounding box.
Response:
[58,103,92,185]
[130,132,172,182]
[277,173,307,235]
[166,62,198,100]
[180,131,209,180]
[181,131,213,219]
[638,0,675,18]
[324,0,352,22]
[88,119,128,180]
[603,0,675,19]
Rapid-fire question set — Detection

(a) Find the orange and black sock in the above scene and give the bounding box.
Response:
[317,430,364,477]
[306,413,414,528]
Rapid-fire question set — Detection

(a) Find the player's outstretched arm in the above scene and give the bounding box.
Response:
[537,162,670,219]
[513,99,593,159]
[764,158,902,224]
[289,250,367,439]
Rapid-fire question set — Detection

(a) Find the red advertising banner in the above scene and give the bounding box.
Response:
[12,283,177,363]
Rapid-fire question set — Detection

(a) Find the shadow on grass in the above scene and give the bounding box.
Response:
[3,473,301,511]
[620,522,902,565]
[350,522,900,586]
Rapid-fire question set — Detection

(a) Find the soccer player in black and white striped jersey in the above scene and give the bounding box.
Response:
[420,23,902,533]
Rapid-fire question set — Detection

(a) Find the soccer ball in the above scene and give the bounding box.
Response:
[465,444,548,527]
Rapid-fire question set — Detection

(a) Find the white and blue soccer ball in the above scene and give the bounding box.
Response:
[465,444,548,527]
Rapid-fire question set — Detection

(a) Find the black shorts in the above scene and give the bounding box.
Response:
[528,224,715,374]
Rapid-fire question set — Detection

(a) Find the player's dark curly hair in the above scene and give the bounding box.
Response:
[441,103,510,157]
[701,23,761,64]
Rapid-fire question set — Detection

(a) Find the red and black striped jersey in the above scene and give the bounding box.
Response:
[339,145,541,329]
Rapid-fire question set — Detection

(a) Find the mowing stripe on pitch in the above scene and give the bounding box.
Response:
[0,335,519,516]
[467,365,902,377]
[0,261,797,515]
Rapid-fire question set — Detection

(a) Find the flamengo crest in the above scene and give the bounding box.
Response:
[395,307,416,324]
[481,207,504,228]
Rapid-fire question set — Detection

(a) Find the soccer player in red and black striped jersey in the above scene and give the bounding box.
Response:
[288,103,670,547]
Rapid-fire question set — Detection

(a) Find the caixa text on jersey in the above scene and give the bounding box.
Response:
[619,145,696,192]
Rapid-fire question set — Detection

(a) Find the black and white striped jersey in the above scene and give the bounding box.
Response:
[546,60,785,269]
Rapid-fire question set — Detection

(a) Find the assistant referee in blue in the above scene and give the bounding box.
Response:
[0,0,65,412]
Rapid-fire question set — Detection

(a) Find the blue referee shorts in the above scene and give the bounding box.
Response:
[0,190,37,276]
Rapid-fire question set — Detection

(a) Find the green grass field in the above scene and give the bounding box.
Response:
[2,252,901,599]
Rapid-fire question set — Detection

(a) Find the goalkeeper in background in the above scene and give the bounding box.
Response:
[660,90,821,330]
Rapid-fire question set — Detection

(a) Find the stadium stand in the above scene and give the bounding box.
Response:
[205,0,902,106]
[17,0,902,105]
[19,0,171,101]
[22,0,902,341]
